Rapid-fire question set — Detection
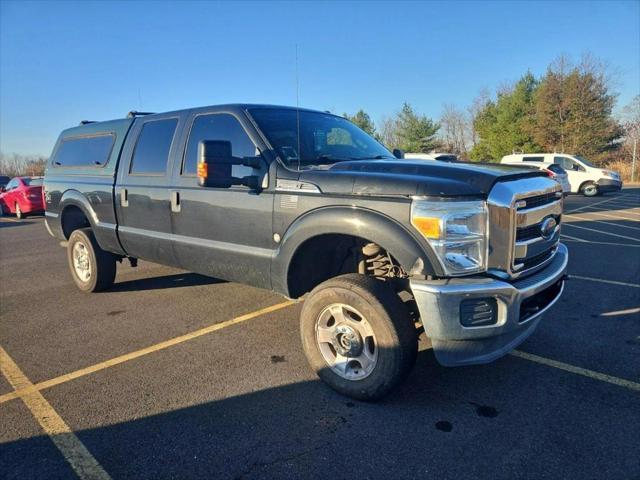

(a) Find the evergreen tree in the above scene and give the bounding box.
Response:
[395,102,440,153]
[343,109,377,137]
[470,72,541,161]
[534,57,622,160]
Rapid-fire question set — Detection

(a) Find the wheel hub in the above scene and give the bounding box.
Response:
[331,324,363,357]
[72,242,91,282]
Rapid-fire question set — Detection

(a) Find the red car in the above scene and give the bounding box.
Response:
[0,176,45,219]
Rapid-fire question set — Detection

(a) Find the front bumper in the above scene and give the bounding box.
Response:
[410,243,568,366]
[597,178,622,193]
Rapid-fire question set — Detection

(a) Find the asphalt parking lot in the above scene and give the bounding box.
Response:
[1,188,639,480]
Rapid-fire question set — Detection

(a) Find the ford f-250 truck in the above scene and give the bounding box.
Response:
[43,104,567,400]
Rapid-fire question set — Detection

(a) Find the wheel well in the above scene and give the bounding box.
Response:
[579,180,596,191]
[286,234,407,299]
[61,205,90,239]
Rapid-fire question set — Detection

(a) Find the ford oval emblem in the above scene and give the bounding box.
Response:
[540,217,557,240]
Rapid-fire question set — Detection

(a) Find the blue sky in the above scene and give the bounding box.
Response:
[1,0,638,155]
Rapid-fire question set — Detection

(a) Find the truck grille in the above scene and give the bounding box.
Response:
[517,192,558,210]
[487,177,563,279]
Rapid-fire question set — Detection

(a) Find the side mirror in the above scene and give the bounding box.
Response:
[393,148,405,159]
[197,140,262,190]
[198,140,234,188]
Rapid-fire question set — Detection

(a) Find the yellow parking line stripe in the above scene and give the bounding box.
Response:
[0,300,295,404]
[568,274,640,289]
[510,350,640,392]
[0,346,112,480]
[562,223,640,242]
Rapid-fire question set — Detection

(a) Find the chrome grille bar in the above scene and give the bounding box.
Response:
[487,177,563,279]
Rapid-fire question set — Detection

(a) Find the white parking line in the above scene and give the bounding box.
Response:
[564,214,640,231]
[600,307,640,317]
[568,275,640,289]
[510,350,640,392]
[566,196,632,213]
[562,223,640,241]
[573,210,640,222]
[578,207,640,217]
[560,235,640,248]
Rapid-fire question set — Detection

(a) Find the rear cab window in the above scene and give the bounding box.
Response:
[522,156,544,162]
[129,119,178,175]
[52,134,115,167]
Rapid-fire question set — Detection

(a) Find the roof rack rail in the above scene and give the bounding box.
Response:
[127,111,155,118]
[79,120,96,125]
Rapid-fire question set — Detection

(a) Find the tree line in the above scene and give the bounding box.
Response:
[343,54,638,179]
[0,153,48,177]
[2,54,637,180]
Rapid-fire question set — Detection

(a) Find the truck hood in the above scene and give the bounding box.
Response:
[296,159,545,197]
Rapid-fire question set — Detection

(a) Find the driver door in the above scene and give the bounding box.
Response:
[169,108,274,289]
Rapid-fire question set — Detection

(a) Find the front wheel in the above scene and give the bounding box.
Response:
[581,182,599,197]
[300,274,418,401]
[67,228,117,292]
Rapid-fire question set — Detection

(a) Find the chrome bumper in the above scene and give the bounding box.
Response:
[410,243,568,366]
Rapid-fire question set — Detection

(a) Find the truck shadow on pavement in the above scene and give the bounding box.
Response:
[1,347,638,480]
[110,273,226,293]
[0,219,36,228]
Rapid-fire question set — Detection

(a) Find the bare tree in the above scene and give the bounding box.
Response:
[378,115,400,150]
[0,152,48,177]
[468,88,490,147]
[440,103,470,156]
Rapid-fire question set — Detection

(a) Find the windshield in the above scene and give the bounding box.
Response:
[574,155,595,168]
[249,108,394,169]
[22,177,43,186]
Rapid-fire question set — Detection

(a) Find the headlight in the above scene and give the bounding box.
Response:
[411,200,488,276]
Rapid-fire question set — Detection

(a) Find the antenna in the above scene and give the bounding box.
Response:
[295,44,301,172]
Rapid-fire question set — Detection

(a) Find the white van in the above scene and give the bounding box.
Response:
[500,153,622,196]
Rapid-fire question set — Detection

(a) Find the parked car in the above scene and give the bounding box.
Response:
[514,163,571,195]
[500,153,621,196]
[405,152,459,162]
[43,105,567,400]
[0,175,10,189]
[0,176,45,218]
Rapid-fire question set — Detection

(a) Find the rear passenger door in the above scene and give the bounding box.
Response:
[115,113,186,266]
[169,108,273,288]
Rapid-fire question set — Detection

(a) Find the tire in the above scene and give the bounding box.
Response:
[0,203,4,216]
[300,274,418,401]
[15,203,24,219]
[581,182,599,197]
[67,228,117,292]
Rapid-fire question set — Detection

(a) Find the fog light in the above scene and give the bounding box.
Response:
[460,298,497,327]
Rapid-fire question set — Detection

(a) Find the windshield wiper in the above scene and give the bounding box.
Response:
[349,155,394,160]
[300,154,350,165]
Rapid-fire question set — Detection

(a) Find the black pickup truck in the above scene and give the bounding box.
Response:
[43,104,567,400]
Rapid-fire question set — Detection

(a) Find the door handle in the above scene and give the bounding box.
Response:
[121,188,129,207]
[171,190,181,213]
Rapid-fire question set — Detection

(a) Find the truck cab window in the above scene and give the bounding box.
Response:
[183,114,259,176]
[129,119,178,175]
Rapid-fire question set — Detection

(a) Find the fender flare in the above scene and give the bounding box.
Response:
[271,205,442,297]
[58,189,100,231]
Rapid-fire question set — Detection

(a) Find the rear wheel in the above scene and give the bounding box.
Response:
[15,203,25,219]
[581,182,598,197]
[67,228,117,292]
[300,274,417,400]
